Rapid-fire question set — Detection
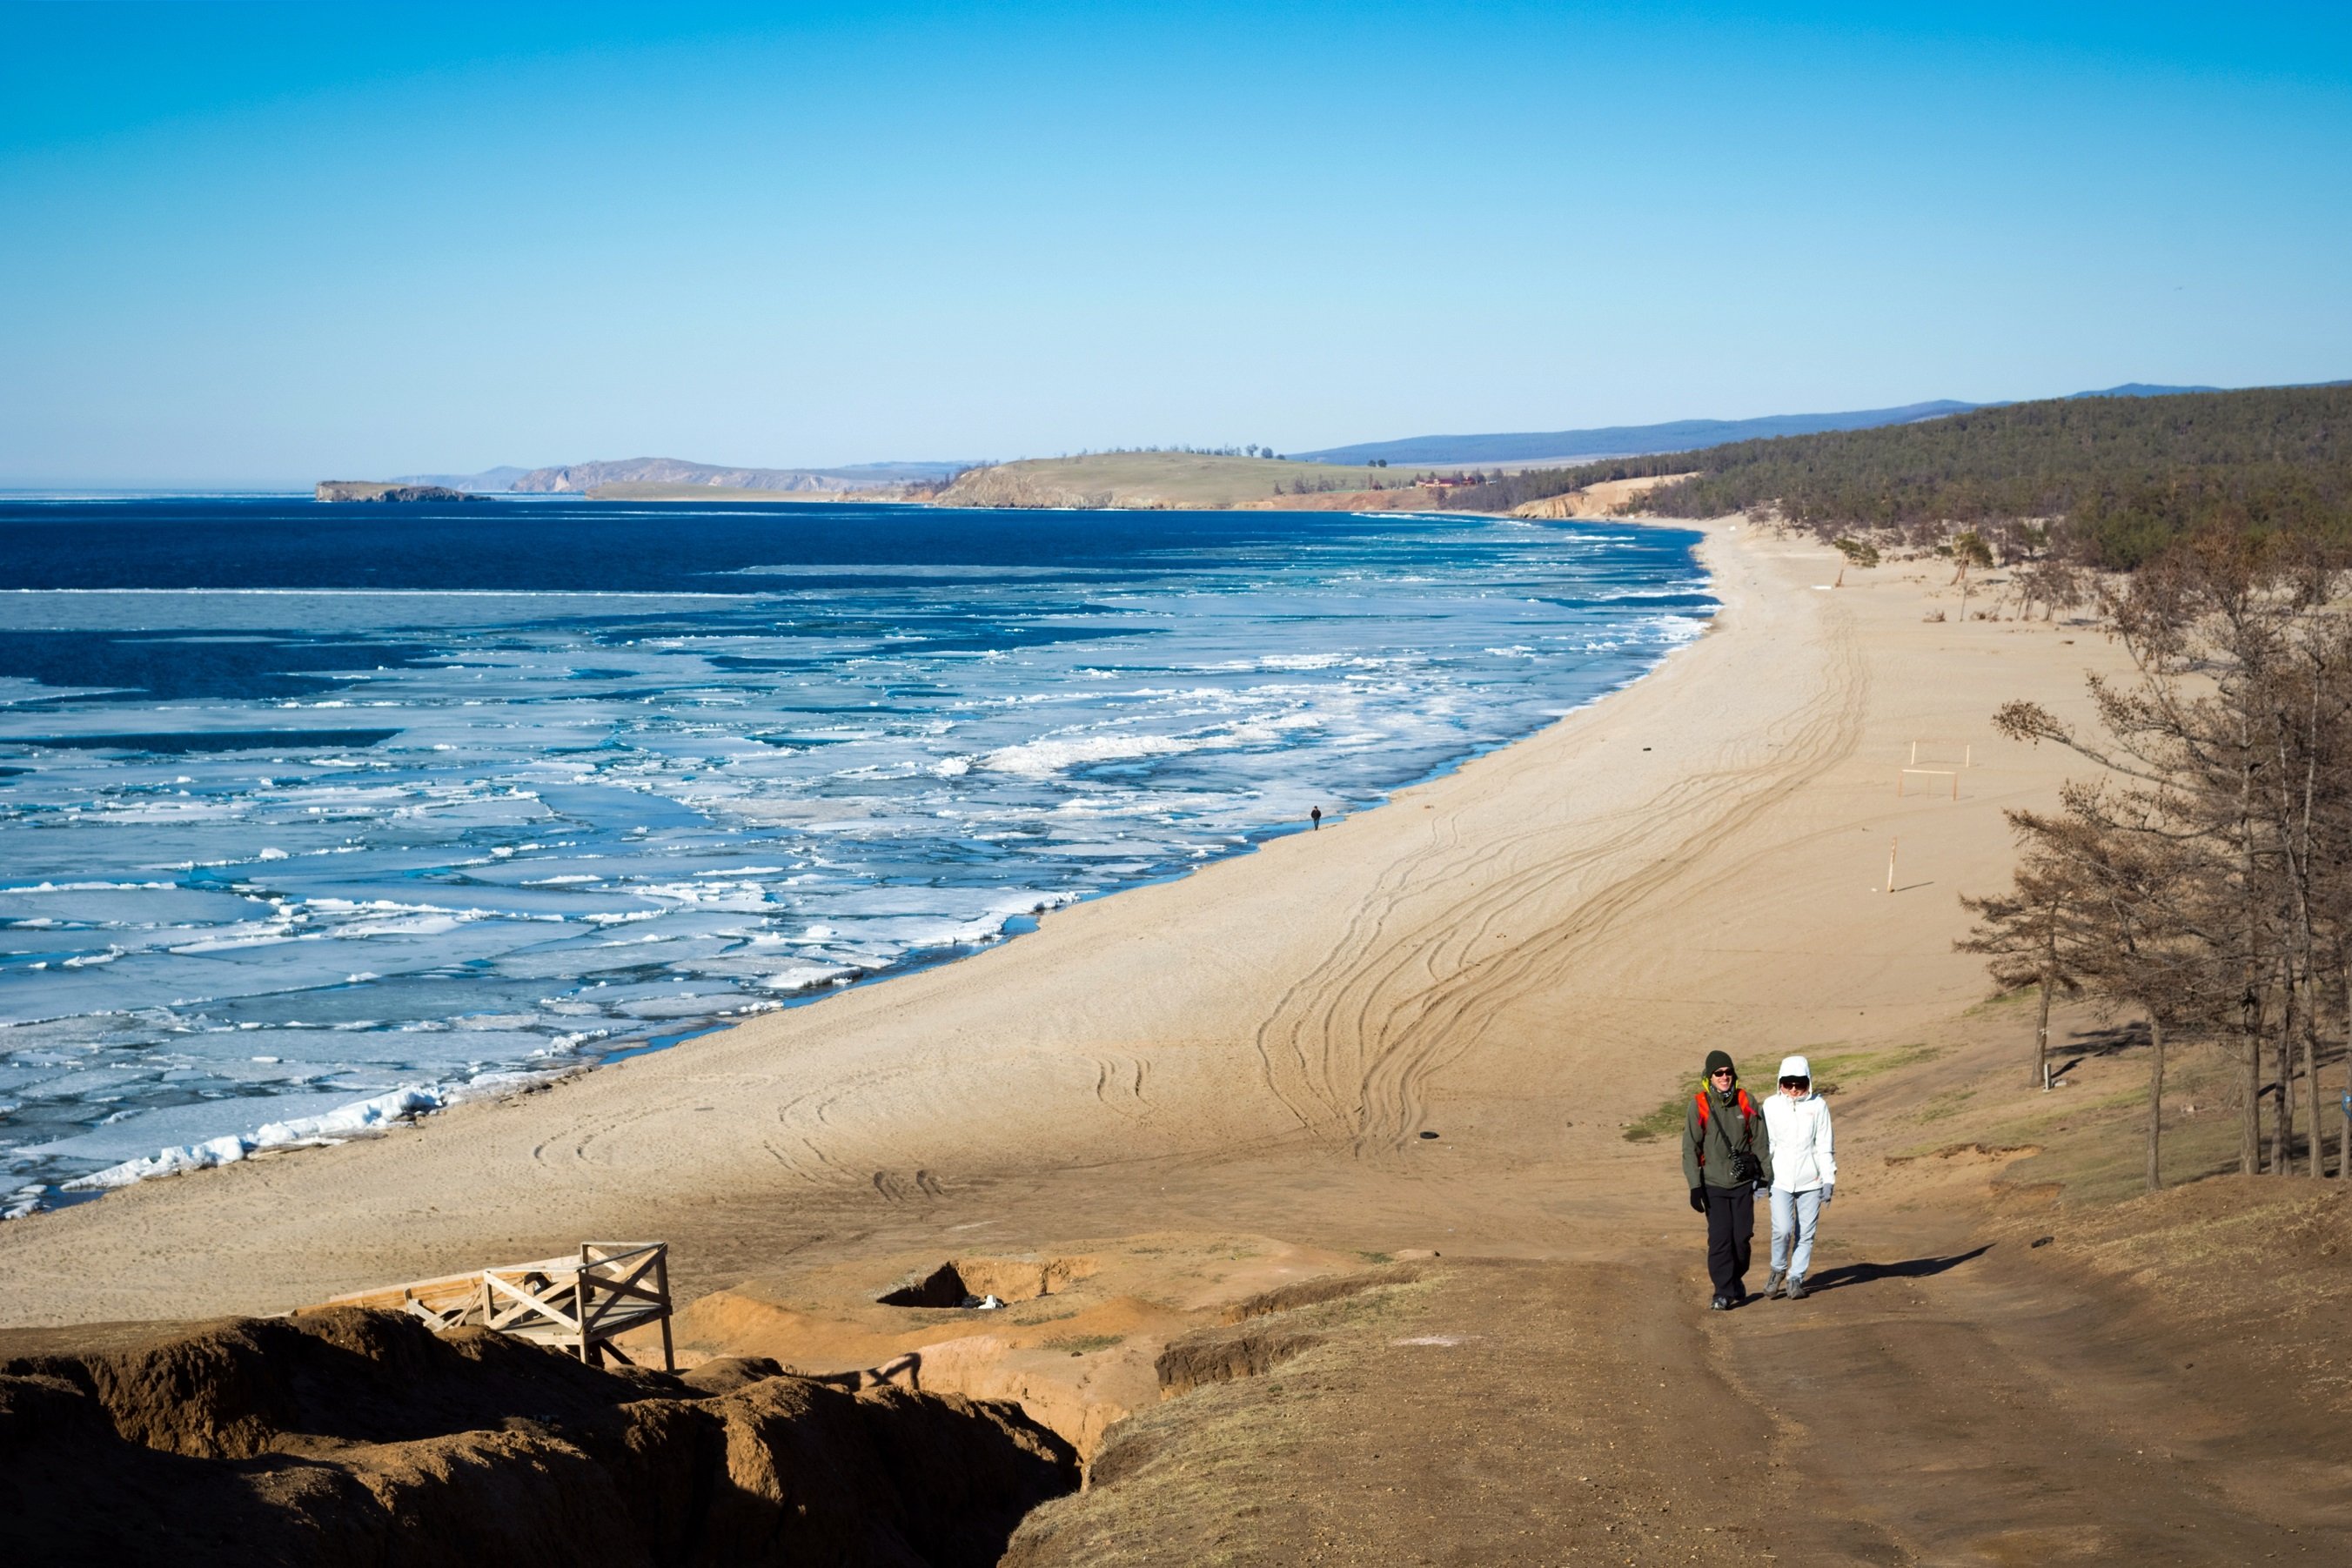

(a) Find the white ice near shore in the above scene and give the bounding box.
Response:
[974,711,1324,779]
[55,1074,548,1194]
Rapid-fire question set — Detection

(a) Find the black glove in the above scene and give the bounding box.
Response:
[1689,1186,1707,1214]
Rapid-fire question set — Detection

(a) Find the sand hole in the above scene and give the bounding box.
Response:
[878,1256,1097,1309]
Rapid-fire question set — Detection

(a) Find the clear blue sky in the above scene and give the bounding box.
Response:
[3,2,2348,486]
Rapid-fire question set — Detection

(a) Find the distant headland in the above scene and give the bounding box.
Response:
[314,481,485,503]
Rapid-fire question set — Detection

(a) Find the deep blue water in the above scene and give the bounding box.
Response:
[0,496,1710,1211]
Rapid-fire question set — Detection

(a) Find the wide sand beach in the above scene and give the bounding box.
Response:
[10,519,2345,1560]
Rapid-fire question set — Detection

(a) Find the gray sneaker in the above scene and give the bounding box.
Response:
[1786,1276,1808,1301]
[1766,1270,1787,1300]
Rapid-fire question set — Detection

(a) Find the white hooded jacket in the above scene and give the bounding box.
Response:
[1762,1054,1836,1192]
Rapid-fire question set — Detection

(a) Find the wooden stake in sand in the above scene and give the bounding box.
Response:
[1886,836,1897,894]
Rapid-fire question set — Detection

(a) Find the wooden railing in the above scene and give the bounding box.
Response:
[305,1241,673,1370]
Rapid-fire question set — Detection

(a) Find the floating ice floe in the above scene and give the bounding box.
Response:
[760,962,859,992]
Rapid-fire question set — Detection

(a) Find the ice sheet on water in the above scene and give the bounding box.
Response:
[0,887,266,926]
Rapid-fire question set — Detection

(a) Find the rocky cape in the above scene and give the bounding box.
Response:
[314,481,484,504]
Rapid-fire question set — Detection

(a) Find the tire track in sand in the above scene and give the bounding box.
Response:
[1253,604,1867,1154]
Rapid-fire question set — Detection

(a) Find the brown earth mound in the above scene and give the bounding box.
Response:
[1152,1321,1322,1398]
[0,1307,1076,1566]
[1148,1266,1427,1399]
[1216,1263,1422,1323]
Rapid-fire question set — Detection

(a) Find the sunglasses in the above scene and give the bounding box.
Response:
[1779,1076,1811,1088]
[1709,1068,1736,1078]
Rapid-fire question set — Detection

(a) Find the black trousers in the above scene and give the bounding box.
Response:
[1703,1183,1755,1298]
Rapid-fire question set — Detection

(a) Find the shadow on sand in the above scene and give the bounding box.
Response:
[1806,1244,1992,1295]
[2048,1019,2149,1081]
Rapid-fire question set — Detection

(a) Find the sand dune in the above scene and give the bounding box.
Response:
[0,521,2126,1324]
[1510,472,1694,519]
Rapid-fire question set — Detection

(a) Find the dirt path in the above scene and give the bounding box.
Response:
[1009,1219,2349,1565]
[1712,1214,2349,1563]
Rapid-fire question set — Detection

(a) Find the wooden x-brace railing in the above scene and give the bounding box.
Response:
[305,1241,673,1370]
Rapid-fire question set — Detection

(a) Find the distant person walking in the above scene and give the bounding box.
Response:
[1682,1049,1772,1310]
[1310,806,1323,830]
[1761,1055,1835,1300]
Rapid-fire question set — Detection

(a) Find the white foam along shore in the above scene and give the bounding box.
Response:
[22,672,1699,1213]
[4,883,1098,1217]
[45,1073,551,1203]
[8,644,1714,1215]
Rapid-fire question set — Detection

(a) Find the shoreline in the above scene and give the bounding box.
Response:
[9,509,1711,1219]
[0,516,2130,1327]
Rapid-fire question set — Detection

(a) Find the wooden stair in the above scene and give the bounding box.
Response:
[303,1241,673,1370]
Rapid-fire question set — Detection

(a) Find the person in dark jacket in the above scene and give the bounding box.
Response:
[1681,1049,1773,1310]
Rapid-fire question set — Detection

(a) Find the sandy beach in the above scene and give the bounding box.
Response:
[0,520,2119,1321]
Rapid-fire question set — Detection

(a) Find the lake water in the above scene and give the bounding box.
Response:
[0,497,1710,1214]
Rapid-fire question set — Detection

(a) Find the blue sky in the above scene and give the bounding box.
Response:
[3,3,2348,486]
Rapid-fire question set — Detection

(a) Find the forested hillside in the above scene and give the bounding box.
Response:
[1445,385,2352,567]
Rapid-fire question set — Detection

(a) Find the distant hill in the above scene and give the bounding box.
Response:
[1441,382,2352,569]
[1291,385,2275,468]
[934,452,1416,510]
[391,466,534,493]
[1293,401,1978,467]
[511,456,975,494]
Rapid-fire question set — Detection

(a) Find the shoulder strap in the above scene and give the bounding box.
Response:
[1698,1089,1759,1156]
[1707,1089,1753,1154]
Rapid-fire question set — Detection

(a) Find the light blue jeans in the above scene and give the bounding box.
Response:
[1770,1187,1825,1281]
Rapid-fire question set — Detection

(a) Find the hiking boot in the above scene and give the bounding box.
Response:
[1709,1295,1732,1311]
[1766,1270,1787,1299]
[1786,1276,1808,1301]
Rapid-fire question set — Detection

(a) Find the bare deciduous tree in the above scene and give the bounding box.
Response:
[1970,533,2351,1187]
[1959,848,2086,1088]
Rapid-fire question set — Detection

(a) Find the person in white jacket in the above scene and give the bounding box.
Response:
[1761,1054,1835,1300]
